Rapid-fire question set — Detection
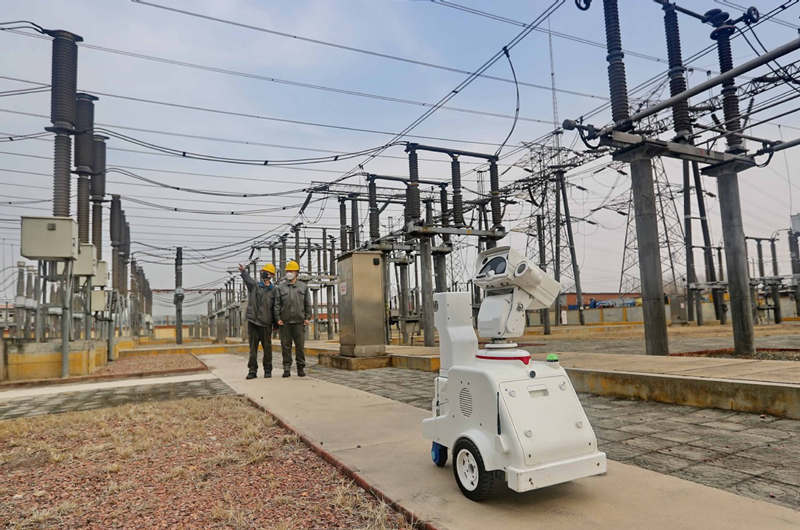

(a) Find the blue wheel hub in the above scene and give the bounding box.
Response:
[431,441,448,467]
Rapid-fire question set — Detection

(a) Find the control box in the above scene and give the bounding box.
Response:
[94,260,109,287]
[21,217,78,260]
[91,290,108,312]
[74,243,97,276]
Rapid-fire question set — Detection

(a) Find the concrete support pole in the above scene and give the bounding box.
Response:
[717,173,755,353]
[419,239,435,346]
[629,153,669,355]
[175,247,183,344]
[398,262,410,345]
[34,262,43,342]
[15,262,25,338]
[61,261,73,377]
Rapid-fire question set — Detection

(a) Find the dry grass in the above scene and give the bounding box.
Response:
[0,396,412,529]
[92,353,206,376]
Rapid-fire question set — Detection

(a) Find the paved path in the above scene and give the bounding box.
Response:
[0,373,234,420]
[525,351,800,385]
[209,353,799,528]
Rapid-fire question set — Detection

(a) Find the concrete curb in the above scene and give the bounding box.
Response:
[241,395,436,530]
[566,367,800,419]
[0,366,209,390]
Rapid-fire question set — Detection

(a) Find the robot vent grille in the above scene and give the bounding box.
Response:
[459,387,473,417]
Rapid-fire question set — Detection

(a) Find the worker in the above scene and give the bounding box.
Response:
[274,260,311,377]
[239,262,277,379]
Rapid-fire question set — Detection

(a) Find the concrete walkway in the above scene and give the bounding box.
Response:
[201,354,799,529]
[533,351,800,384]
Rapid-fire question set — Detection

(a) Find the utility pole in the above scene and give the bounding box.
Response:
[175,247,183,344]
[709,9,755,354]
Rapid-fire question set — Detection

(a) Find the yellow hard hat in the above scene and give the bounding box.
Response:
[285,260,300,272]
[261,263,276,274]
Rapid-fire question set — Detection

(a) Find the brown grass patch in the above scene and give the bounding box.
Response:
[0,396,411,529]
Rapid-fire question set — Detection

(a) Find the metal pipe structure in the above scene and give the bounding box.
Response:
[536,214,551,335]
[683,161,696,322]
[398,261,410,345]
[15,262,25,339]
[615,36,800,131]
[329,236,338,334]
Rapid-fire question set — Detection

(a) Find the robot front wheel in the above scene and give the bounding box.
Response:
[452,438,502,501]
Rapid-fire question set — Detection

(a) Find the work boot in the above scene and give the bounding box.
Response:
[282,370,291,378]
[264,371,272,378]
[297,367,306,377]
[246,372,257,380]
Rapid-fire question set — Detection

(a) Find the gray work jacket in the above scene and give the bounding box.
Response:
[274,280,312,324]
[241,269,276,328]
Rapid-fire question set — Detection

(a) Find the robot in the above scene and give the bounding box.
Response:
[422,246,606,501]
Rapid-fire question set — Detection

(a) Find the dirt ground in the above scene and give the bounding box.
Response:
[0,396,410,529]
[92,354,207,377]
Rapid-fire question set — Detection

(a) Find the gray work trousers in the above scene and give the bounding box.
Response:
[248,321,272,374]
[279,323,306,370]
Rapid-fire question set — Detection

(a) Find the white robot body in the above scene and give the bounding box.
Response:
[422,247,606,499]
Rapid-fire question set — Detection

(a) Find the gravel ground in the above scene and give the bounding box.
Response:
[92,354,206,376]
[0,396,410,529]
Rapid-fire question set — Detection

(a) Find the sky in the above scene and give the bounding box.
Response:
[0,0,799,316]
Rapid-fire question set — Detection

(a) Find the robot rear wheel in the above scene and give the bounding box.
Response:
[452,438,501,501]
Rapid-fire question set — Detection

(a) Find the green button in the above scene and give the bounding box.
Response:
[546,354,559,362]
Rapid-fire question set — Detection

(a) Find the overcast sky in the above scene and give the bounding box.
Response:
[1,0,799,316]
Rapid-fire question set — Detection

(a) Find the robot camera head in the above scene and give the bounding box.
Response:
[473,246,560,310]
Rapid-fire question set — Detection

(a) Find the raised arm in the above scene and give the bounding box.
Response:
[239,264,256,290]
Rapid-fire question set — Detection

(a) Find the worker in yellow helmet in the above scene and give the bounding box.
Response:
[274,260,311,377]
[239,262,277,379]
